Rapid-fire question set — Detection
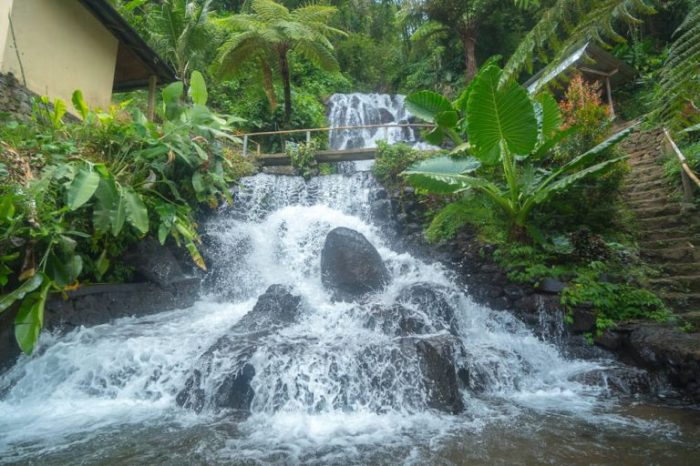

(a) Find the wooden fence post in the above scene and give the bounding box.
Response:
[147,75,157,121]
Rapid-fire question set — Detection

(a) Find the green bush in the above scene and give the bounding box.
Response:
[562,262,671,332]
[0,72,245,354]
[372,141,432,186]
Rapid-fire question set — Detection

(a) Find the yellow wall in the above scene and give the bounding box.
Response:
[0,0,13,69]
[2,0,119,110]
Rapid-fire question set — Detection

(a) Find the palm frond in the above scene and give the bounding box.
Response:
[502,0,655,86]
[652,3,700,130]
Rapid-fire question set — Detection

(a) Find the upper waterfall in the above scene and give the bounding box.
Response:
[327,93,422,150]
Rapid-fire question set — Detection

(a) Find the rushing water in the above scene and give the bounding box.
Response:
[0,96,699,465]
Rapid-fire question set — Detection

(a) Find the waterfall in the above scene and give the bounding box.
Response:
[327,93,420,150]
[0,95,695,465]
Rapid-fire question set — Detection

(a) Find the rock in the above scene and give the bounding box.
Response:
[366,304,428,336]
[396,283,458,334]
[570,306,597,334]
[370,199,392,222]
[538,277,566,294]
[611,321,700,401]
[572,366,657,396]
[176,285,302,413]
[321,227,389,301]
[263,166,297,176]
[407,335,464,414]
[126,237,188,287]
[503,284,526,301]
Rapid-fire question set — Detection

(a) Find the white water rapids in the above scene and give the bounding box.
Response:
[0,95,697,465]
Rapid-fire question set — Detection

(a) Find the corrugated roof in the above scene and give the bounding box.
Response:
[524,42,637,94]
[78,0,177,91]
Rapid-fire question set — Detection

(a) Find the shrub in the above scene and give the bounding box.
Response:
[0,72,245,354]
[372,141,432,186]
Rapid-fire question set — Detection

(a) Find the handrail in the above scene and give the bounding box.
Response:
[663,128,700,202]
[242,123,435,138]
[240,123,435,157]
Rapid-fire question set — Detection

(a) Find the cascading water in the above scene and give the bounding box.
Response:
[0,96,698,465]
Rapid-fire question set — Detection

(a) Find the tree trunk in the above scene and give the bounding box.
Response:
[278,48,292,124]
[463,32,477,82]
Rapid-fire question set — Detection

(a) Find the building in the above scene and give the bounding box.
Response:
[524,42,637,119]
[0,0,175,114]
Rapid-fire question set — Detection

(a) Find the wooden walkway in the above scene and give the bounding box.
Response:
[240,124,434,165]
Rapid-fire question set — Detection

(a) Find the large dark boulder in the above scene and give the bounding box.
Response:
[176,285,302,413]
[321,227,389,301]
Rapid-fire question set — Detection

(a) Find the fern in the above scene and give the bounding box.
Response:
[502,0,655,86]
[652,3,700,131]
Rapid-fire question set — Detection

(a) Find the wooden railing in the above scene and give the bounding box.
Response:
[240,123,435,157]
[663,128,700,202]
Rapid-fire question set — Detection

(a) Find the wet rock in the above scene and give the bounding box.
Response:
[406,335,464,414]
[538,278,566,294]
[366,304,428,336]
[321,227,389,301]
[370,199,392,222]
[503,285,526,301]
[125,237,188,287]
[610,321,700,401]
[176,285,302,413]
[572,366,657,396]
[396,283,458,334]
[570,306,597,334]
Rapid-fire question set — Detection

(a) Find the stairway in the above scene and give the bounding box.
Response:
[621,130,700,313]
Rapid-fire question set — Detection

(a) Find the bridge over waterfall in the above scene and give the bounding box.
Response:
[241,123,436,165]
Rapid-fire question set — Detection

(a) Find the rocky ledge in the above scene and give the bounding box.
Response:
[379,183,700,403]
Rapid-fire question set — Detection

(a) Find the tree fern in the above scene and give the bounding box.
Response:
[215,0,345,122]
[652,2,700,131]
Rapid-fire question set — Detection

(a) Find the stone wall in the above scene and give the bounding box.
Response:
[0,72,33,119]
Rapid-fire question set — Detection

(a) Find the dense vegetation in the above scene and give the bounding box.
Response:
[1,0,699,353]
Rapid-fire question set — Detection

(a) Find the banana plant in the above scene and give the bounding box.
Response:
[403,65,633,241]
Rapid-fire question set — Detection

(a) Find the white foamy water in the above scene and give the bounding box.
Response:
[0,97,696,465]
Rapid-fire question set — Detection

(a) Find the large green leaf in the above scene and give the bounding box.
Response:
[163,81,184,105]
[402,156,482,194]
[14,281,50,355]
[67,168,100,210]
[405,91,454,123]
[188,71,209,106]
[93,176,127,237]
[536,93,561,140]
[467,65,538,156]
[533,156,629,206]
[123,188,149,235]
[0,274,43,313]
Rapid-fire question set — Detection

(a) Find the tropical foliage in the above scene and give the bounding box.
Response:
[214,0,346,122]
[403,65,630,240]
[0,73,248,354]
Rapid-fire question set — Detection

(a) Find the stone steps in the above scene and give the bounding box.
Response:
[622,130,700,315]
[641,246,699,263]
[629,204,681,219]
[661,292,700,312]
[636,213,688,230]
[649,275,700,293]
[658,262,700,276]
[640,236,700,249]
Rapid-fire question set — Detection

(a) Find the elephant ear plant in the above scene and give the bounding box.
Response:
[403,64,634,241]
